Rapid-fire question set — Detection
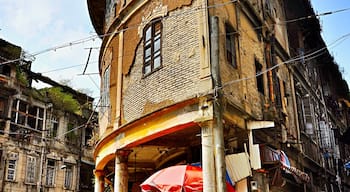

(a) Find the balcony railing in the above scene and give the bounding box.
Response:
[301,133,322,165]
[260,144,281,164]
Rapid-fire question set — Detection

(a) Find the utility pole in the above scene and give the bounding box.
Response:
[210,16,227,192]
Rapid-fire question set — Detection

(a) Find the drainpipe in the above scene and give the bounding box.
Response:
[37,146,45,192]
[200,0,216,191]
[37,103,51,192]
[76,124,84,192]
[265,42,275,104]
[210,16,226,192]
[1,149,7,192]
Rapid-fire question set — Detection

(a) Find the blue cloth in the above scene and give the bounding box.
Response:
[191,162,235,186]
[344,161,350,169]
[279,151,291,168]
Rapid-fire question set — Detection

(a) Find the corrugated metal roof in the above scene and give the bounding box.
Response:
[225,152,251,182]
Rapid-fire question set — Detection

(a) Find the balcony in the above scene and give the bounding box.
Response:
[301,133,322,165]
[0,74,16,95]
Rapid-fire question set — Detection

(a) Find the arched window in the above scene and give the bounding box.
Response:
[143,20,162,76]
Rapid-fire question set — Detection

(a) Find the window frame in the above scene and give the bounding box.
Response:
[6,153,18,181]
[225,23,238,68]
[50,116,59,138]
[143,20,162,77]
[255,59,264,95]
[63,163,74,189]
[100,65,111,122]
[25,156,37,184]
[11,99,44,131]
[45,159,56,187]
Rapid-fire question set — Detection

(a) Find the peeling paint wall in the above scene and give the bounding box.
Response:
[120,0,194,76]
[122,1,201,123]
[209,0,266,120]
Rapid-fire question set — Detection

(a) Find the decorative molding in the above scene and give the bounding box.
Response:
[138,3,168,38]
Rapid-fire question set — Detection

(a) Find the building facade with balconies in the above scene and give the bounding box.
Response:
[88,0,350,191]
[0,39,96,192]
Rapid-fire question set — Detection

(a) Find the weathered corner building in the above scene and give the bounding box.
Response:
[0,39,96,192]
[87,0,350,191]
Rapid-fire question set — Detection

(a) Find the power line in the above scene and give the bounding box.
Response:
[220,32,350,90]
[282,7,350,24]
[1,1,348,66]
[39,62,95,74]
[0,0,348,102]
[54,97,100,139]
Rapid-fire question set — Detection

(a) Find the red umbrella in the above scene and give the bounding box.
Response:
[140,165,235,192]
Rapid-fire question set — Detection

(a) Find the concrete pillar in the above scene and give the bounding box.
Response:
[94,170,105,192]
[114,150,130,192]
[4,98,13,137]
[201,122,216,192]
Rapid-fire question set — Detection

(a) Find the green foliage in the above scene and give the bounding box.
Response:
[16,66,28,86]
[42,87,81,115]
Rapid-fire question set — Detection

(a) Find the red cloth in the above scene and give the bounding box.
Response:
[141,165,236,192]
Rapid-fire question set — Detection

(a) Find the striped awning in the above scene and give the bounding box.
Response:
[281,164,310,183]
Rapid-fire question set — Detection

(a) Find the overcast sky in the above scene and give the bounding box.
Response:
[0,1,349,100]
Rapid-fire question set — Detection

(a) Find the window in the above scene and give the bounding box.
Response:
[0,65,11,76]
[302,96,314,135]
[255,60,264,94]
[11,99,44,130]
[225,23,237,68]
[0,100,4,118]
[105,0,117,25]
[6,153,18,181]
[0,100,5,134]
[84,127,93,146]
[101,66,111,118]
[143,20,162,76]
[64,164,73,189]
[66,123,78,146]
[50,117,58,137]
[26,156,36,184]
[45,159,56,186]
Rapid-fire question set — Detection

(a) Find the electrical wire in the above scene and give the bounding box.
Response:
[1,1,349,110]
[54,97,100,140]
[1,2,348,155]
[38,61,97,74]
[1,1,349,66]
[281,7,350,24]
[220,32,350,90]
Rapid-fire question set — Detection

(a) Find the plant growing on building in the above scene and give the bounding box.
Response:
[41,87,81,115]
[15,66,28,86]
